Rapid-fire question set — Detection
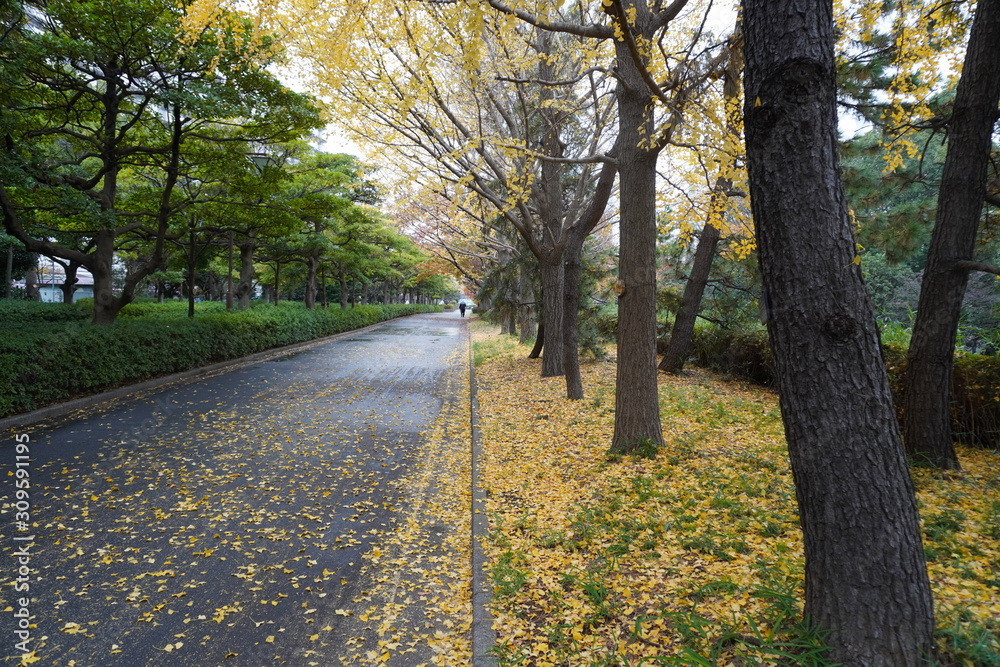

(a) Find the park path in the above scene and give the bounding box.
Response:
[1,312,475,666]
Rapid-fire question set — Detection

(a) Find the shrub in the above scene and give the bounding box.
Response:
[686,325,1000,448]
[0,302,440,418]
[690,325,775,387]
[0,299,90,324]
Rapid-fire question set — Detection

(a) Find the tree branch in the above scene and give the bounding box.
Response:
[955,260,1000,276]
[482,0,614,39]
[607,0,672,105]
[496,66,616,87]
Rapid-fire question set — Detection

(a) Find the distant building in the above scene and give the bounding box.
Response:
[34,259,94,303]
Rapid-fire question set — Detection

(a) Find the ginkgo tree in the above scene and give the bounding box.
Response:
[301,3,614,397]
[656,33,748,373]
[285,0,621,399]
[454,0,737,451]
[899,0,1000,470]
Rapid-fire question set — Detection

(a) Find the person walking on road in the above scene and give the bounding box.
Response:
[459,302,467,317]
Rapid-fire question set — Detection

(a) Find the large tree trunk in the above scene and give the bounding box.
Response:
[90,230,120,324]
[562,242,585,400]
[501,307,517,335]
[660,222,721,373]
[24,267,39,300]
[743,0,935,663]
[339,273,348,309]
[608,4,664,454]
[236,236,256,311]
[610,72,664,452]
[903,0,1000,470]
[304,255,318,310]
[539,261,565,377]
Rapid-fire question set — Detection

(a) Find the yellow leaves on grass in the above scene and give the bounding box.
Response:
[474,321,1000,663]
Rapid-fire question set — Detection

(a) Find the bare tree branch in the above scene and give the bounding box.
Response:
[956,260,1000,275]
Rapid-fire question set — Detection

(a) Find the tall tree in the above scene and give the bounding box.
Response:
[903,0,1000,470]
[298,2,619,394]
[742,0,935,662]
[472,0,733,450]
[660,41,745,373]
[0,0,319,323]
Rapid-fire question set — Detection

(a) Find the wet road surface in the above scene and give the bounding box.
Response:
[1,312,474,666]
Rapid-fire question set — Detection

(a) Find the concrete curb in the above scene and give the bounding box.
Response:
[468,322,499,666]
[0,319,395,432]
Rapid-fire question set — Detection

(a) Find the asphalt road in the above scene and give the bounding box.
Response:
[1,312,475,666]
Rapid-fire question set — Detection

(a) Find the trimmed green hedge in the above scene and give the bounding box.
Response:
[0,302,440,418]
[687,326,1000,449]
[0,299,91,324]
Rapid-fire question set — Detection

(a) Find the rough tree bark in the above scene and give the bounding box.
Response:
[903,0,1000,470]
[608,4,665,452]
[517,269,537,345]
[236,234,256,310]
[562,240,586,397]
[743,0,936,663]
[535,28,568,379]
[304,254,319,310]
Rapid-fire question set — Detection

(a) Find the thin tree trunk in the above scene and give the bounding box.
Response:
[60,260,81,305]
[4,246,12,299]
[563,244,585,400]
[563,144,619,400]
[518,269,537,345]
[273,261,280,307]
[528,322,544,359]
[660,221,721,373]
[743,0,935,663]
[903,0,1000,470]
[187,226,197,318]
[321,269,328,309]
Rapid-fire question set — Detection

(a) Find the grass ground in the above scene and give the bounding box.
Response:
[472,321,1000,666]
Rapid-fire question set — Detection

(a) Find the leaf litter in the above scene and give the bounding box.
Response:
[472,322,1000,665]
